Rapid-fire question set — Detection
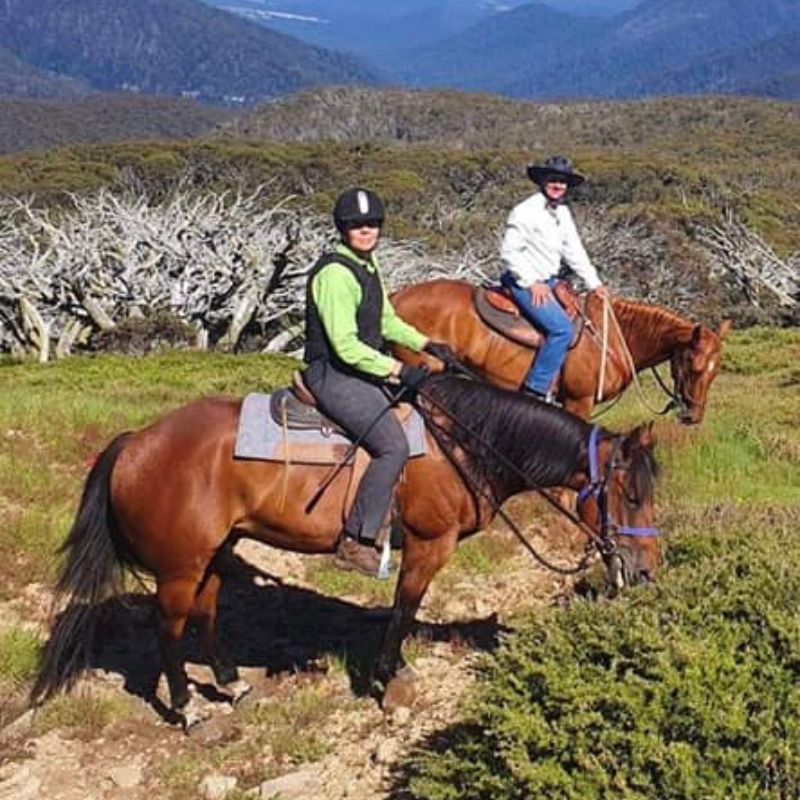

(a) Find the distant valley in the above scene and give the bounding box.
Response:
[203,0,640,61]
[0,0,797,108]
[394,0,800,99]
[209,0,800,100]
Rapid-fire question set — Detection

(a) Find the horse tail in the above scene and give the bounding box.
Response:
[31,432,134,704]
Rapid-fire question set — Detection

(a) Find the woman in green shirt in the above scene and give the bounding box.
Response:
[302,187,455,577]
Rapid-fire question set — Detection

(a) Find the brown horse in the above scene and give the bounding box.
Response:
[392,279,731,423]
[33,375,660,729]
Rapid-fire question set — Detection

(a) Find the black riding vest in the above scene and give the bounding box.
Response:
[304,249,385,372]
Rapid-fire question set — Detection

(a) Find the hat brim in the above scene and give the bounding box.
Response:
[527,165,584,187]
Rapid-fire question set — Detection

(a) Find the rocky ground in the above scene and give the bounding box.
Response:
[0,508,592,800]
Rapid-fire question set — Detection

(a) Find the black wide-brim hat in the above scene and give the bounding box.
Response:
[527,155,585,187]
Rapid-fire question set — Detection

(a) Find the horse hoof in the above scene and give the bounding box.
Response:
[369,678,386,703]
[227,678,253,706]
[181,694,211,733]
[382,670,418,713]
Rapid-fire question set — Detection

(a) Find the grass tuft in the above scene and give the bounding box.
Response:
[0,627,43,685]
[32,690,135,739]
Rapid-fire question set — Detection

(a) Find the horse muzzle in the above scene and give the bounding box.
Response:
[678,401,704,425]
[605,550,654,590]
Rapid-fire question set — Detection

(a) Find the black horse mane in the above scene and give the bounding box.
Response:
[626,436,660,503]
[420,374,594,494]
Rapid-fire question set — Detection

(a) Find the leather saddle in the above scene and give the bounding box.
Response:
[269,371,345,436]
[475,280,585,349]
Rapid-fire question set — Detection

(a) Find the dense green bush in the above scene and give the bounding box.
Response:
[405,506,800,799]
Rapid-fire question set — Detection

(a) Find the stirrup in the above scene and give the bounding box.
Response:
[522,387,558,406]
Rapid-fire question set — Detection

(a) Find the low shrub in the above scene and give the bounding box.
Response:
[404,507,800,799]
[89,312,197,355]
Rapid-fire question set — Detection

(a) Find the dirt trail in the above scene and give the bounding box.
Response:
[0,514,590,800]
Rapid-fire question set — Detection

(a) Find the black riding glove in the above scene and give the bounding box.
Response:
[398,363,430,393]
[424,341,458,367]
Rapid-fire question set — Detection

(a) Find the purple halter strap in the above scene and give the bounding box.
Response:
[578,426,659,539]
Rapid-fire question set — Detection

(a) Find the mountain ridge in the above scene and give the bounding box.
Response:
[402,0,800,98]
[0,45,93,99]
[0,0,376,105]
[1,0,798,103]
[215,85,800,152]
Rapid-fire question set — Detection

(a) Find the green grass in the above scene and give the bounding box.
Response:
[595,327,798,507]
[0,351,298,595]
[0,627,43,686]
[0,330,793,592]
[304,556,398,604]
[238,683,339,763]
[304,530,519,612]
[1,330,796,730]
[450,531,517,577]
[32,690,135,738]
[720,327,799,376]
[0,330,793,541]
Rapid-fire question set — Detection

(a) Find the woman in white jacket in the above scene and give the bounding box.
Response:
[500,155,609,403]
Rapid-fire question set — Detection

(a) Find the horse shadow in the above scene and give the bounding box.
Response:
[61,551,508,721]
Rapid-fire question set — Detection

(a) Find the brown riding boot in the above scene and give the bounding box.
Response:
[334,536,381,577]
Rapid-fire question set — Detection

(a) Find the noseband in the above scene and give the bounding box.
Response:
[577,426,659,550]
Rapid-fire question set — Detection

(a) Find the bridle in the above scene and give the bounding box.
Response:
[417,385,658,573]
[649,346,700,419]
[577,426,659,545]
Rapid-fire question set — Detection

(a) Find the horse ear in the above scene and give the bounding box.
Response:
[623,422,655,457]
[691,324,703,348]
[718,319,732,340]
[638,421,655,450]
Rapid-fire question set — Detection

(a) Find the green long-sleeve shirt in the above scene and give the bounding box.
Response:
[310,244,427,377]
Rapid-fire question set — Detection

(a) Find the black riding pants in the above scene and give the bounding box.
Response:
[302,360,408,543]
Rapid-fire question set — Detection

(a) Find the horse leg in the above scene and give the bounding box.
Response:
[156,577,210,730]
[372,532,457,701]
[191,570,251,705]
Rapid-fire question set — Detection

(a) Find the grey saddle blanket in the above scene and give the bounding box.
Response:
[234,392,427,462]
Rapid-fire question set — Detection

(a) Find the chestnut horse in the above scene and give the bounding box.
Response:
[392,279,731,423]
[34,375,660,728]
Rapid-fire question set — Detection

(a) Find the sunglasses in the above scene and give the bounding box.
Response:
[346,219,383,231]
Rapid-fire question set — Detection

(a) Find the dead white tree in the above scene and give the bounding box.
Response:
[577,208,708,313]
[2,186,788,362]
[693,209,799,309]
[0,189,334,358]
[0,188,477,360]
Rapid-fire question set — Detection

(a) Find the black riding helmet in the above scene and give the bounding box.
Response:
[333,188,385,234]
[526,155,585,188]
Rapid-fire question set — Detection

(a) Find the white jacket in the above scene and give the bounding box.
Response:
[500,192,602,290]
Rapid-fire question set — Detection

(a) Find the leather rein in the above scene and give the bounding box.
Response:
[417,384,659,576]
[578,296,693,419]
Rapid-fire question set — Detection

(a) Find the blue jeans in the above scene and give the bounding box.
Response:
[501,274,572,395]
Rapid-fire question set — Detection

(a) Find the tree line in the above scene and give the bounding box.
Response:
[0,181,795,362]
